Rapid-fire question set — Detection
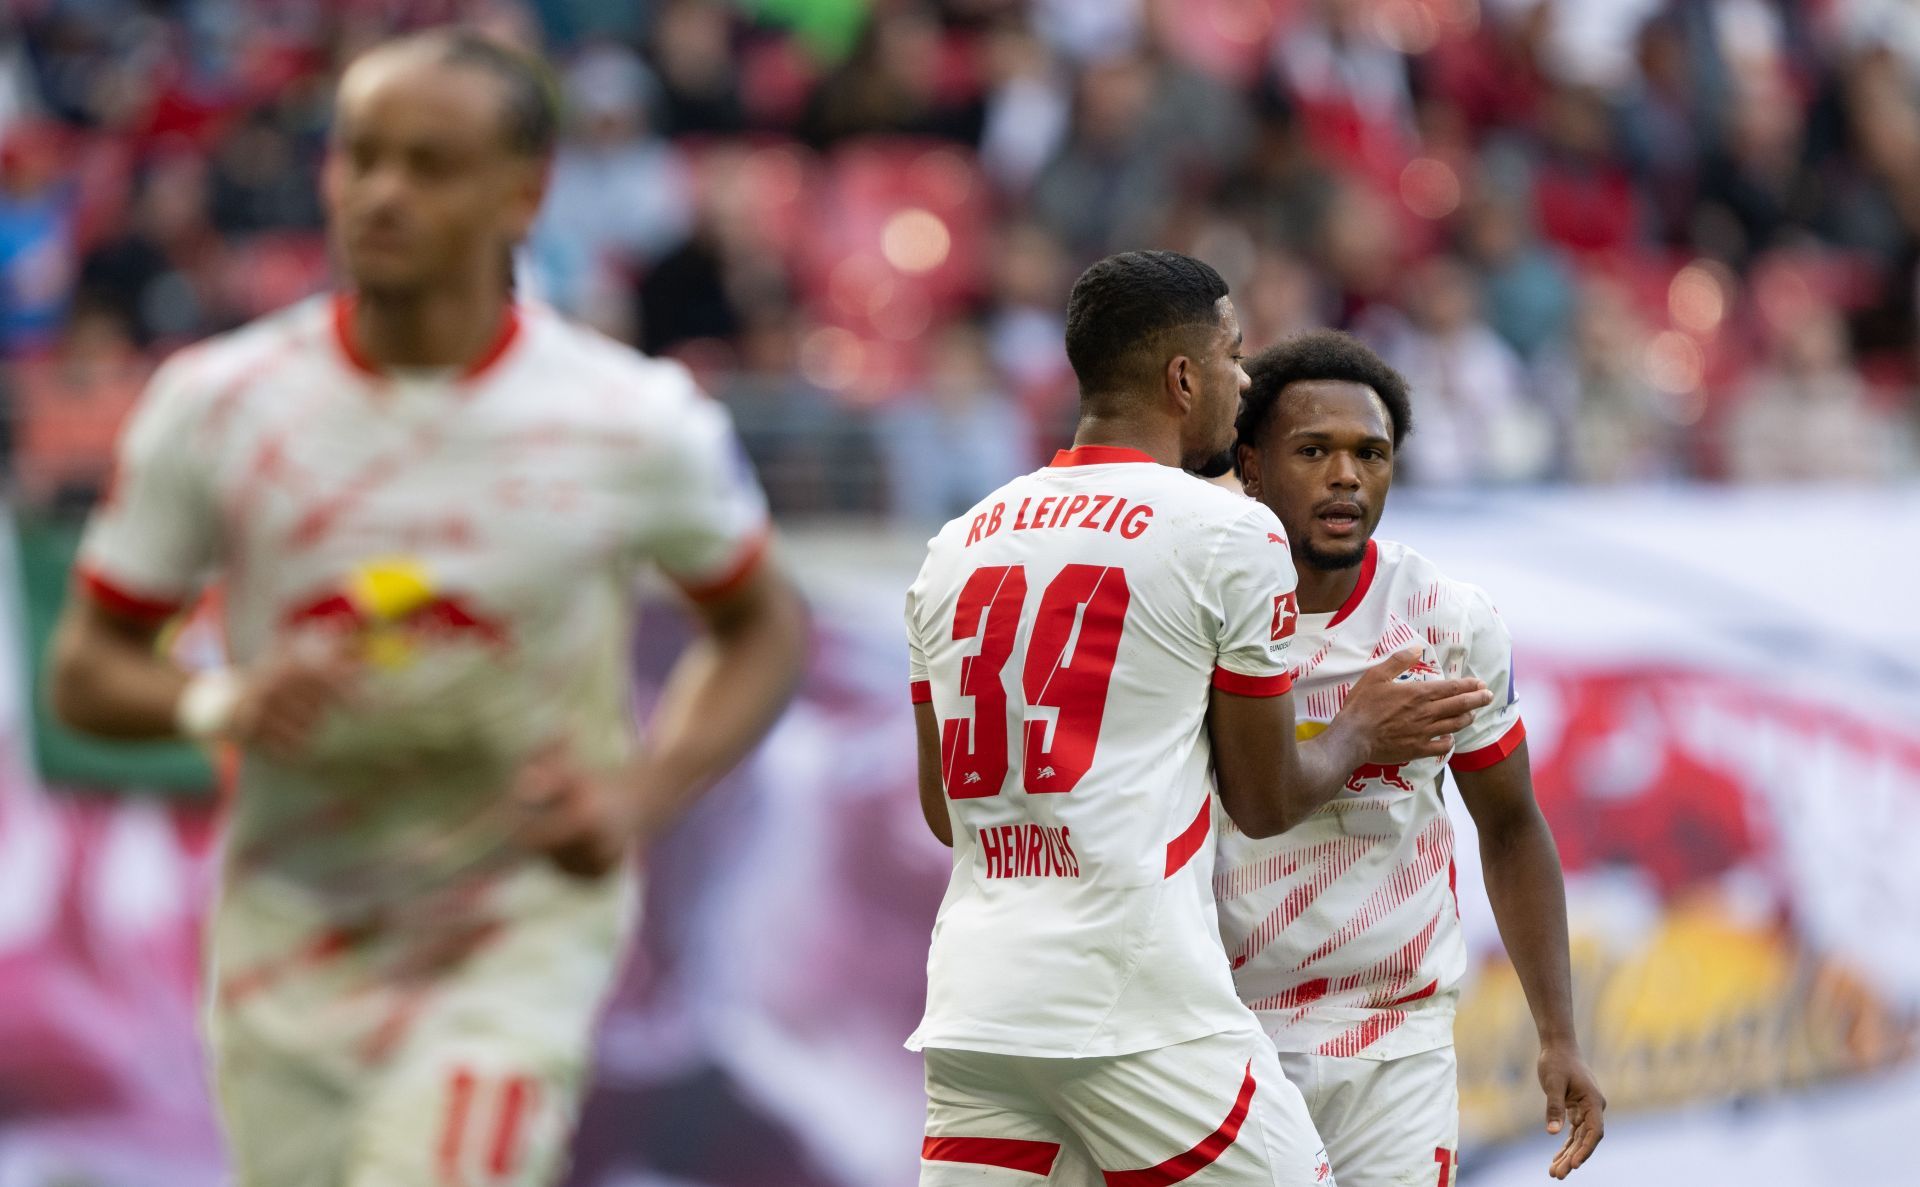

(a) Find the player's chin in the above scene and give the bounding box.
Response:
[1300,535,1368,571]
[1185,444,1237,479]
[342,252,432,296]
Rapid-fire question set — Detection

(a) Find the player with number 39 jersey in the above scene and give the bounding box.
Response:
[908,447,1297,1058]
[904,255,1494,1187]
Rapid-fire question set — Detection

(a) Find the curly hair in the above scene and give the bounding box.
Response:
[1235,330,1413,450]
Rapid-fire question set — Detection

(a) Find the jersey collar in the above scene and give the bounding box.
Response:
[1326,539,1379,628]
[1048,445,1159,468]
[331,293,524,384]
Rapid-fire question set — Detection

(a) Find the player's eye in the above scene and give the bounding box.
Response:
[1299,446,1324,458]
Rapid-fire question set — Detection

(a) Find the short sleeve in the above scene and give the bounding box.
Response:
[1208,506,1299,697]
[905,572,931,705]
[75,355,219,624]
[1449,585,1526,770]
[641,371,772,603]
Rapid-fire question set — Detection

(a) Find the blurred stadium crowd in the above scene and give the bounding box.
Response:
[1,0,1918,521]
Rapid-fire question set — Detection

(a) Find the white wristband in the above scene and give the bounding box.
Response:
[176,668,242,742]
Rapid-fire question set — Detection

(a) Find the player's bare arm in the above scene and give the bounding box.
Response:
[1455,742,1605,1178]
[1211,651,1490,837]
[513,558,809,877]
[50,597,359,759]
[912,701,952,846]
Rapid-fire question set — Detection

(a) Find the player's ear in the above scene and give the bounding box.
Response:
[501,156,548,242]
[1165,354,1194,414]
[1236,443,1261,498]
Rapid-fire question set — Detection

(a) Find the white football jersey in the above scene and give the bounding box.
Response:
[78,294,769,919]
[1214,539,1524,1060]
[906,446,1300,1058]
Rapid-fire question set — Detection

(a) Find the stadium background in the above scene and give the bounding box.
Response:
[0,1,1915,1185]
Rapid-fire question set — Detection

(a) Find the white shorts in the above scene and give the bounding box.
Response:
[921,1028,1335,1186]
[1276,1046,1458,1187]
[207,865,633,1187]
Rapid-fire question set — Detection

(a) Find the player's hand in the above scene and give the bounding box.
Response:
[1541,1042,1605,1178]
[511,741,632,880]
[1337,649,1492,764]
[228,635,361,760]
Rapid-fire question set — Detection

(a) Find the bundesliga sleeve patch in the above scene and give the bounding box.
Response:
[1271,591,1298,641]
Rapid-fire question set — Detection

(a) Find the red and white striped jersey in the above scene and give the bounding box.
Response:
[1213,539,1524,1061]
[905,446,1298,1058]
[77,294,769,919]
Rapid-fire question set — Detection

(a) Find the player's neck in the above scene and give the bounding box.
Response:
[1070,413,1181,467]
[350,286,511,373]
[1295,553,1365,614]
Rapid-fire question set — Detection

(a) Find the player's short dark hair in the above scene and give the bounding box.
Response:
[1064,251,1231,397]
[1236,330,1413,450]
[376,29,560,158]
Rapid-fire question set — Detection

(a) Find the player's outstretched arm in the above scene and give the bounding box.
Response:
[1456,745,1605,1178]
[1209,682,1358,837]
[1214,650,1492,837]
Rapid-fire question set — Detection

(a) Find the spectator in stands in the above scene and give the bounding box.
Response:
[1532,84,1641,262]
[1370,253,1555,484]
[532,43,692,318]
[74,151,227,348]
[0,121,75,356]
[1236,247,1324,353]
[650,0,748,136]
[880,319,1035,523]
[1032,51,1174,255]
[637,144,789,357]
[208,89,327,235]
[1613,11,1707,249]
[800,4,984,148]
[978,20,1071,195]
[1725,303,1913,481]
[720,304,880,514]
[1459,185,1577,362]
[984,219,1074,431]
[7,299,146,509]
[1272,0,1416,185]
[1538,278,1686,483]
[1695,65,1813,268]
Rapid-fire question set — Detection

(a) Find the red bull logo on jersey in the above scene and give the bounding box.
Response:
[1399,654,1442,679]
[1297,721,1416,794]
[1344,762,1415,793]
[280,558,509,666]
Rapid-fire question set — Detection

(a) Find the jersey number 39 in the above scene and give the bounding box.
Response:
[941,564,1130,799]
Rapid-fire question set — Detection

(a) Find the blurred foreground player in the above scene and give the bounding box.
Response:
[1217,332,1604,1184]
[47,31,806,1187]
[906,253,1492,1185]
